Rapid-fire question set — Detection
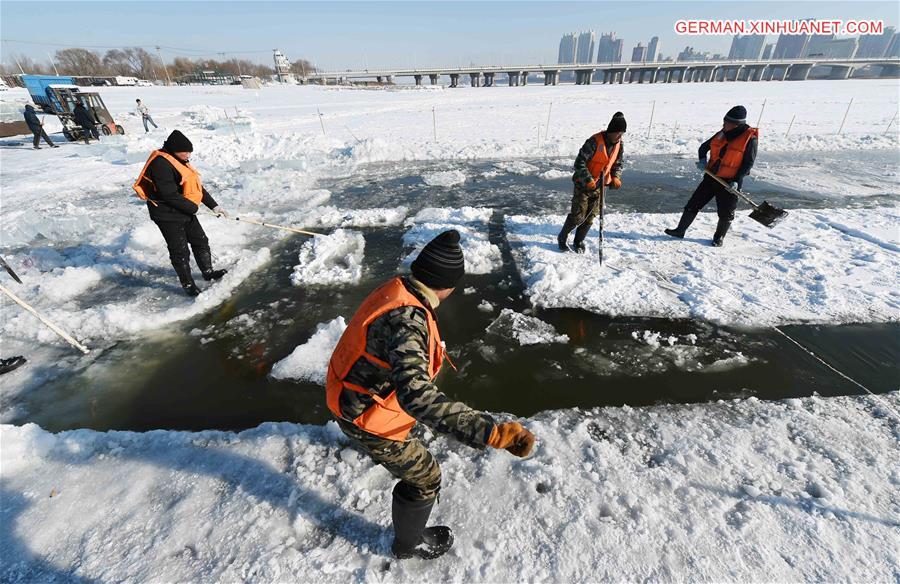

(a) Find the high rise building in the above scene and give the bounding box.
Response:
[647,36,660,62]
[887,31,900,58]
[728,34,766,60]
[632,43,647,63]
[804,34,835,57]
[773,32,810,59]
[596,32,623,63]
[558,33,578,64]
[857,26,895,58]
[677,46,709,62]
[761,43,775,60]
[576,31,596,64]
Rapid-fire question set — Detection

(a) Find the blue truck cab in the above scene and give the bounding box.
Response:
[22,75,79,114]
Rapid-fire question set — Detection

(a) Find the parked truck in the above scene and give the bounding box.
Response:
[22,74,125,141]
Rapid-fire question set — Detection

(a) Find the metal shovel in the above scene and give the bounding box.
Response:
[704,170,788,228]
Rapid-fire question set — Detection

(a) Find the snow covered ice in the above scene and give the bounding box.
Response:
[1,78,899,581]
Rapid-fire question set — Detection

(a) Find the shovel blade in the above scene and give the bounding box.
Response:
[749,201,788,228]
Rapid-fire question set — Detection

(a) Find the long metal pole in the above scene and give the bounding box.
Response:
[646,100,656,138]
[785,114,796,137]
[544,101,553,140]
[756,98,767,127]
[156,46,172,85]
[837,97,853,135]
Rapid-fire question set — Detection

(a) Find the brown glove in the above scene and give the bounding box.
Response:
[585,179,597,191]
[488,422,535,457]
[610,176,622,189]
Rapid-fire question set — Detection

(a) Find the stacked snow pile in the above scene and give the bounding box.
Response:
[486,309,569,346]
[506,207,900,326]
[1,392,897,581]
[183,105,254,131]
[402,207,502,274]
[270,317,347,383]
[291,229,365,286]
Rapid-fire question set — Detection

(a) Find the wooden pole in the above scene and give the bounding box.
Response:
[756,98,766,127]
[317,108,326,136]
[544,101,553,140]
[432,106,437,142]
[837,98,853,135]
[646,100,656,138]
[785,114,796,137]
[883,112,897,136]
[0,283,90,354]
[204,210,321,237]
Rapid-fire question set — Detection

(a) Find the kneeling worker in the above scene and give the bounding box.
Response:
[665,105,758,246]
[327,230,536,560]
[133,130,230,296]
[558,112,626,253]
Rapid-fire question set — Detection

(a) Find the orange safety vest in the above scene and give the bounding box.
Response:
[586,132,621,185]
[132,150,204,206]
[706,127,758,180]
[326,277,446,441]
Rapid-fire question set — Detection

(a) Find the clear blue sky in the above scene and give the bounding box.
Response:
[2,1,897,71]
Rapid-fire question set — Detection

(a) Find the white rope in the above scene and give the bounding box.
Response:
[773,326,899,420]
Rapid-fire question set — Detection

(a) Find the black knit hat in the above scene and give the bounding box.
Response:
[411,230,465,290]
[163,130,193,152]
[724,105,747,124]
[607,111,627,133]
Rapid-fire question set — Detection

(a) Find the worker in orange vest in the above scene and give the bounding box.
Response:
[326,230,536,560]
[133,131,230,296]
[665,106,758,246]
[558,112,626,253]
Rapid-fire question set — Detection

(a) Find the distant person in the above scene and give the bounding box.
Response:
[72,102,99,144]
[136,99,158,132]
[23,104,57,149]
[326,230,535,560]
[132,130,230,296]
[557,112,626,253]
[665,105,758,247]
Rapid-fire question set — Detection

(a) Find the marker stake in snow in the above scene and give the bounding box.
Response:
[223,109,240,143]
[0,283,90,354]
[785,114,795,137]
[317,108,326,136]
[432,106,437,142]
[646,100,655,138]
[544,101,553,140]
[672,121,678,141]
[756,98,767,127]
[883,112,897,136]
[837,98,853,135]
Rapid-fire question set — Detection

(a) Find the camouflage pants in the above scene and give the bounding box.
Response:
[562,186,604,243]
[337,419,442,502]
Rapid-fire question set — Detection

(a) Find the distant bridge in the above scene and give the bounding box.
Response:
[307,57,900,86]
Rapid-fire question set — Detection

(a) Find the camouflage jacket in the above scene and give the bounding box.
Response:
[338,277,496,448]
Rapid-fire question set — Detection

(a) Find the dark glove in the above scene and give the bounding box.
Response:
[488,422,535,457]
[696,159,707,171]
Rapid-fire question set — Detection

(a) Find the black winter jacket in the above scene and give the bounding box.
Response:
[699,123,757,188]
[573,131,624,189]
[73,104,95,128]
[144,149,219,222]
[23,107,41,131]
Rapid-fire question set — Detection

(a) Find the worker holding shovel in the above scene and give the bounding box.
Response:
[133,130,230,296]
[665,105,758,246]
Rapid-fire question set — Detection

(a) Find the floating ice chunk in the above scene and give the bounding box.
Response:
[477,300,495,313]
[422,170,466,187]
[302,206,408,229]
[486,309,569,346]
[539,169,570,180]
[704,352,751,372]
[270,317,347,384]
[495,161,539,175]
[39,266,104,302]
[290,229,365,286]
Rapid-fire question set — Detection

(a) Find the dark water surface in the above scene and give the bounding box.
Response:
[11,154,899,432]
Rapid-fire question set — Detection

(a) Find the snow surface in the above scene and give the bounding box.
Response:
[2,392,897,582]
[270,317,347,383]
[401,207,502,274]
[506,207,900,326]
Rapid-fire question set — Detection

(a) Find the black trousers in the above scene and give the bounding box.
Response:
[685,175,739,220]
[81,124,99,143]
[31,128,54,147]
[153,216,211,270]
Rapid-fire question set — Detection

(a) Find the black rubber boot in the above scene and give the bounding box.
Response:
[195,249,227,281]
[391,485,453,560]
[712,219,732,247]
[572,218,593,254]
[173,261,201,297]
[557,216,578,252]
[664,209,698,239]
[0,356,27,375]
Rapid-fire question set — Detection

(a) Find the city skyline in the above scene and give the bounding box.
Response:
[2,1,899,72]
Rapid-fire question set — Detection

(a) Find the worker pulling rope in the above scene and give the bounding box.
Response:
[772,326,900,421]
